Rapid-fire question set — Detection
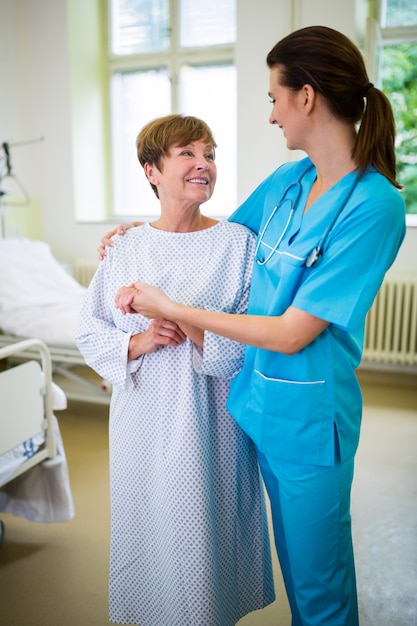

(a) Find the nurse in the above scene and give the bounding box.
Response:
[113,26,406,626]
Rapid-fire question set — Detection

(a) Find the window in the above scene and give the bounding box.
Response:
[107,0,237,219]
[373,0,417,222]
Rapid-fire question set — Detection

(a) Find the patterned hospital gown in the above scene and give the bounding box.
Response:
[76,221,275,626]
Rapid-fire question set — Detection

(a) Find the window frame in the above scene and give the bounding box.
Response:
[367,2,417,227]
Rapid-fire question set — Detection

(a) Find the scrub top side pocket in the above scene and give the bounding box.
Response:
[248,369,335,466]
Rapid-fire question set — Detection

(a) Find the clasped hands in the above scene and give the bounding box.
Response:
[115,281,171,318]
[115,282,186,354]
[115,282,205,352]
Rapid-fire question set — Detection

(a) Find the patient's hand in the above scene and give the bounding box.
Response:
[115,284,140,314]
[98,222,143,260]
[127,319,186,360]
[115,282,172,319]
[116,283,204,350]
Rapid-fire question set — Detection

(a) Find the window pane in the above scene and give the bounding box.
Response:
[382,0,417,27]
[381,42,417,214]
[110,0,170,55]
[179,65,237,216]
[180,1,236,47]
[111,70,171,216]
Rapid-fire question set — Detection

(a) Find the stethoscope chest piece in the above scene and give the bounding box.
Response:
[305,246,320,268]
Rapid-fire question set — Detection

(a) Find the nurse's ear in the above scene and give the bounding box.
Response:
[301,84,316,115]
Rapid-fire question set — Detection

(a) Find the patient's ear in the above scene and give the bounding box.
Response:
[144,162,160,186]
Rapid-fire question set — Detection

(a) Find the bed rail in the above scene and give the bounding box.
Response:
[0,334,111,404]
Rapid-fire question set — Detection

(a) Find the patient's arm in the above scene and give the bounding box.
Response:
[177,323,204,350]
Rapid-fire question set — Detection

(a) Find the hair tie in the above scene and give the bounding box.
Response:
[361,82,374,98]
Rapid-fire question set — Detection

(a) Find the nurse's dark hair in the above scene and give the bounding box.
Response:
[136,114,217,198]
[267,26,401,188]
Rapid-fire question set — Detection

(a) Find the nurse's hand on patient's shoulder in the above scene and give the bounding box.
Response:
[127,319,186,360]
[98,221,143,260]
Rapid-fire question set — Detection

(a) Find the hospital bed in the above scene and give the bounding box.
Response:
[0,238,111,404]
[0,338,74,544]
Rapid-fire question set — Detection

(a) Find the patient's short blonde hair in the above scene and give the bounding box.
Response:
[136,114,217,198]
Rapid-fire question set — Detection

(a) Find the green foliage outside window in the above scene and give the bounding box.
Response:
[377,0,417,215]
[381,44,417,214]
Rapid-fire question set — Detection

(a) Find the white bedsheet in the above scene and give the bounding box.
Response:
[0,238,86,344]
[0,431,45,488]
[0,414,75,523]
[0,378,74,523]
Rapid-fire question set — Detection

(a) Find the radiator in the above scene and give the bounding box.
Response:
[362,273,417,372]
[74,259,99,287]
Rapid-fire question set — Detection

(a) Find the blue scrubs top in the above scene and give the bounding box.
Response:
[228,157,406,466]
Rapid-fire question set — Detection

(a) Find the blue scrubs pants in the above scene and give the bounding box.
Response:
[257,449,359,626]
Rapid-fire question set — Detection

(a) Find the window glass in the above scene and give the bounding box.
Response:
[382,0,417,27]
[179,65,237,216]
[180,1,236,47]
[378,0,417,217]
[381,41,417,214]
[111,70,171,215]
[111,65,237,217]
[110,0,170,55]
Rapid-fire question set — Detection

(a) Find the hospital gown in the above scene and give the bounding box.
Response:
[76,221,275,626]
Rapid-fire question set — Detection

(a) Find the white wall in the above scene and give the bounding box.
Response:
[236,0,359,203]
[0,0,415,272]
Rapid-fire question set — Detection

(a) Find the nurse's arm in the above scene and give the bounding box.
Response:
[169,304,328,354]
[128,283,328,355]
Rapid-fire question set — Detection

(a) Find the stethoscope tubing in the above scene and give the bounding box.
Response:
[254,181,302,266]
[255,167,360,268]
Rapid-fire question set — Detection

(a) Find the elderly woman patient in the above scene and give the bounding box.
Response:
[75,114,275,626]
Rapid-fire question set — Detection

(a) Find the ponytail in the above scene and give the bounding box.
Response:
[353,87,401,188]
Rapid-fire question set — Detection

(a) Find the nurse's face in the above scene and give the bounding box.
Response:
[268,66,306,151]
[147,141,217,208]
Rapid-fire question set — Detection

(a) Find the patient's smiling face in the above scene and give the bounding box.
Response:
[145,141,217,209]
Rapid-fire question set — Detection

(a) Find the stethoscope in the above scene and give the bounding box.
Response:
[254,167,360,267]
